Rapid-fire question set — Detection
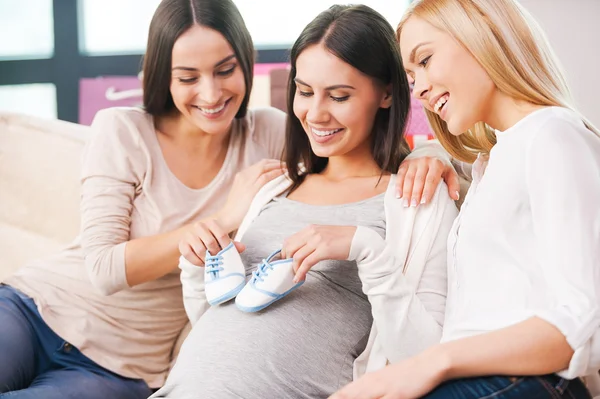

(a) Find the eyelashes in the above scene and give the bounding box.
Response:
[175,65,237,83]
[178,77,197,83]
[216,66,236,76]
[418,55,431,67]
[298,91,350,103]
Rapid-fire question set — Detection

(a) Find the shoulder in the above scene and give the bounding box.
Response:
[384,175,457,233]
[525,107,592,143]
[89,107,153,149]
[246,107,286,137]
[248,106,287,125]
[241,107,287,158]
[527,107,600,161]
[382,176,456,284]
[85,107,155,162]
[419,180,457,224]
[92,106,150,128]
[384,175,454,212]
[523,109,600,192]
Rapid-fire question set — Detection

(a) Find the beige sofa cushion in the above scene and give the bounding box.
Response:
[0,113,88,238]
[0,113,90,275]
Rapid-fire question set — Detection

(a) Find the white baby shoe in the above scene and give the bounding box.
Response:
[204,242,246,306]
[235,249,304,312]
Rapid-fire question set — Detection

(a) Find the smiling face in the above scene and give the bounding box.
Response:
[292,43,391,159]
[169,25,246,135]
[399,16,496,135]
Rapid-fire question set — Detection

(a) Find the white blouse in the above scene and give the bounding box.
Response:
[441,107,600,387]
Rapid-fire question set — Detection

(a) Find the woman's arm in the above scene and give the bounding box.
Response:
[282,181,458,364]
[251,107,287,159]
[81,110,284,295]
[428,317,576,380]
[178,254,209,325]
[394,119,600,379]
[176,166,288,323]
[398,140,467,205]
[351,182,458,363]
[329,317,586,399]
[522,120,600,378]
[331,120,600,399]
[405,139,473,182]
[80,109,191,295]
[123,219,225,288]
[82,161,228,294]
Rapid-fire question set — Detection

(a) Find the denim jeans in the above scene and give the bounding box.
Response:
[0,285,153,399]
[424,374,591,399]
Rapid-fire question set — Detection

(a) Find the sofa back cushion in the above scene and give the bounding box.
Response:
[0,113,90,243]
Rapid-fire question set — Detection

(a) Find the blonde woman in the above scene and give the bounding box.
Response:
[331,0,600,398]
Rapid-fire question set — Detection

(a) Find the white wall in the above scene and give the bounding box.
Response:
[519,0,600,126]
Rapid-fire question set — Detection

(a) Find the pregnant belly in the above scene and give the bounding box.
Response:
[167,283,372,399]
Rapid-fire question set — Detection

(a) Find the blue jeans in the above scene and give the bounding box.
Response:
[424,375,591,399]
[0,285,153,399]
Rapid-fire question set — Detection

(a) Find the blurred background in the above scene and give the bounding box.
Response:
[0,0,598,127]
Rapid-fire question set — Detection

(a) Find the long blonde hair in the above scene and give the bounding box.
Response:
[397,0,599,163]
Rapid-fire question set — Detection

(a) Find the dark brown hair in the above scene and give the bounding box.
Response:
[285,4,411,188]
[142,0,254,118]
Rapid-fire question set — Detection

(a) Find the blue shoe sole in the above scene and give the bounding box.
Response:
[236,281,305,313]
[208,280,246,306]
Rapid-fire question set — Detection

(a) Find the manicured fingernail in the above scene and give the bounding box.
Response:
[420,197,427,205]
[396,192,401,199]
[403,198,409,207]
[455,191,460,200]
[293,277,299,283]
[411,198,418,207]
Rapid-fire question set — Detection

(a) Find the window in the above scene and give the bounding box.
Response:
[235,0,408,49]
[0,0,54,60]
[0,0,411,122]
[78,0,161,55]
[0,84,57,119]
[78,0,408,55]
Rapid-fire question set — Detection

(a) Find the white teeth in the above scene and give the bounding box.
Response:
[198,102,226,114]
[434,95,448,113]
[311,128,341,137]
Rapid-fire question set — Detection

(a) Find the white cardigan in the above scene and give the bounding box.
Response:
[179,174,458,379]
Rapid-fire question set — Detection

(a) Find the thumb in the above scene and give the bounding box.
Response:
[234,241,246,253]
[444,169,461,201]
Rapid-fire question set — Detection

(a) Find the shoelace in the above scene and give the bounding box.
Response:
[251,258,275,283]
[251,249,283,283]
[205,255,224,279]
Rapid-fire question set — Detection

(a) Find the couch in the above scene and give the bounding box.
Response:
[0,112,86,280]
[0,109,467,381]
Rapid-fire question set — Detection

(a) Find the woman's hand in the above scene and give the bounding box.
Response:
[178,159,285,266]
[329,349,448,399]
[281,225,357,283]
[396,156,460,206]
[179,219,246,266]
[218,159,287,232]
